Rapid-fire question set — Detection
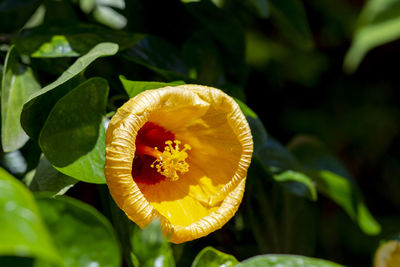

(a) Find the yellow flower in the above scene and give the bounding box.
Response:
[374,240,400,267]
[105,84,253,243]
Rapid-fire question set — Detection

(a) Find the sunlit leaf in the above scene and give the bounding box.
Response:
[21,42,118,140]
[236,254,344,266]
[1,46,41,152]
[191,247,238,267]
[131,220,175,267]
[120,75,185,98]
[39,78,108,184]
[344,0,400,73]
[288,135,381,235]
[0,168,61,265]
[15,24,141,58]
[35,194,121,267]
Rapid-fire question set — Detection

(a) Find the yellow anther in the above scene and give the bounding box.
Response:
[151,140,191,181]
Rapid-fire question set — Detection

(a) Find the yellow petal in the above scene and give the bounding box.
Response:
[375,240,400,267]
[105,84,253,243]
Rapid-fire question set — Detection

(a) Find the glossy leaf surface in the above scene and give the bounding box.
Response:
[35,194,121,267]
[237,254,345,267]
[288,136,381,235]
[0,168,61,265]
[120,75,185,98]
[1,46,41,152]
[15,24,142,57]
[191,246,238,267]
[39,78,108,183]
[21,42,118,140]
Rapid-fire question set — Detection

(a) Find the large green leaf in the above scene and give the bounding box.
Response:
[120,75,185,98]
[15,24,143,58]
[236,254,344,267]
[269,0,313,49]
[344,0,400,73]
[192,247,238,267]
[1,46,41,152]
[236,99,317,200]
[35,194,121,267]
[0,168,61,265]
[121,35,192,82]
[29,155,78,196]
[39,78,108,184]
[21,42,118,140]
[288,135,381,235]
[131,220,175,267]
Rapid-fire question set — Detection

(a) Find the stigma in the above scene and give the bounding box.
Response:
[150,140,191,181]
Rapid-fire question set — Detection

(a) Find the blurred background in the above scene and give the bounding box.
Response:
[1,0,400,266]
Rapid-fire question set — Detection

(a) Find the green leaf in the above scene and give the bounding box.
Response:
[120,75,185,98]
[236,99,317,200]
[344,0,400,73]
[35,194,121,267]
[29,155,78,196]
[21,42,118,140]
[0,168,61,265]
[269,0,313,49]
[236,254,345,267]
[121,35,192,82]
[288,135,381,235]
[80,0,127,29]
[1,46,41,152]
[191,247,238,267]
[15,24,143,58]
[131,220,175,267]
[39,78,108,184]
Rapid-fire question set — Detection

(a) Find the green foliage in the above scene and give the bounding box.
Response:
[120,76,185,98]
[35,194,121,267]
[1,46,41,152]
[29,155,78,196]
[191,247,238,267]
[344,0,400,72]
[288,136,381,235]
[39,77,108,183]
[237,254,345,267]
[21,42,118,140]
[0,168,61,266]
[15,24,143,58]
[0,0,397,266]
[237,98,317,200]
[131,220,175,267]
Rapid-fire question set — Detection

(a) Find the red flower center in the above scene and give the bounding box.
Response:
[132,122,175,184]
